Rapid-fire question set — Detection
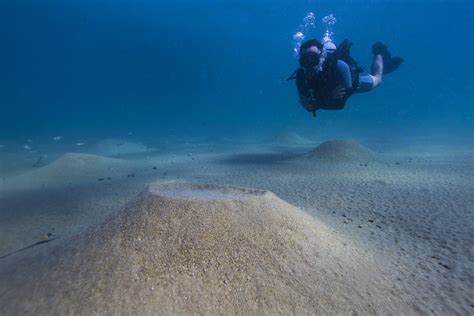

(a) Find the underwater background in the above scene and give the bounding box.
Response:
[1,0,472,146]
[1,1,474,313]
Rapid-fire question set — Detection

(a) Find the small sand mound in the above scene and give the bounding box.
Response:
[3,153,132,190]
[46,152,127,172]
[31,152,128,178]
[95,138,155,156]
[308,140,378,163]
[272,132,314,146]
[0,182,388,314]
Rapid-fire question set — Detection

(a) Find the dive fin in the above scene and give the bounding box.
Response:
[372,42,391,59]
[337,39,364,73]
[372,42,403,74]
[384,56,404,74]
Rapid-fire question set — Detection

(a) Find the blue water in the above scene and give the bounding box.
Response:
[1,0,472,145]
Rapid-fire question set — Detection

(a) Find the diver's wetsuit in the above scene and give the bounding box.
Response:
[296,60,374,110]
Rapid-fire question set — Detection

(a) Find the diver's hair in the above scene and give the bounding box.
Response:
[299,39,323,56]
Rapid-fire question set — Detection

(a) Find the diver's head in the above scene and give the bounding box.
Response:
[299,39,323,69]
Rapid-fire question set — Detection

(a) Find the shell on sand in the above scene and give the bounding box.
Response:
[0,182,393,314]
[307,140,378,163]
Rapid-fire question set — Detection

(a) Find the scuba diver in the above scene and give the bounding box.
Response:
[287,37,404,117]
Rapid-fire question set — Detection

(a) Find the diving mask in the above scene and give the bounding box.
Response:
[299,50,321,69]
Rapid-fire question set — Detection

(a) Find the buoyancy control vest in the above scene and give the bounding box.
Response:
[287,39,363,111]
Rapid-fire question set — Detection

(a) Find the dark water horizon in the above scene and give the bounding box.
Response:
[1,0,472,148]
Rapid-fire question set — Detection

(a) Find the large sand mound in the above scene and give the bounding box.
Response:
[0,182,391,314]
[307,140,378,163]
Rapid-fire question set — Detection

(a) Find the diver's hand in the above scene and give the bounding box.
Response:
[300,96,317,112]
[330,85,346,100]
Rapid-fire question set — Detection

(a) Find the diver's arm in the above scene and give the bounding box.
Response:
[315,85,346,110]
[330,86,346,99]
[296,70,317,112]
[321,60,351,109]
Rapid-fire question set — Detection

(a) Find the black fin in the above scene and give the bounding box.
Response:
[372,42,391,59]
[337,39,363,73]
[384,56,404,74]
[337,39,352,59]
[372,42,403,74]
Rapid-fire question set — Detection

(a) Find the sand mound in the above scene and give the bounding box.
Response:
[271,132,314,146]
[0,182,385,315]
[3,153,132,190]
[307,140,378,163]
[42,152,127,174]
[95,138,155,156]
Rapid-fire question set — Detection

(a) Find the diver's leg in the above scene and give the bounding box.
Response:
[370,54,383,88]
[356,55,382,93]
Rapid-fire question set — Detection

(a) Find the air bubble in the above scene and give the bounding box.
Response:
[322,14,337,27]
[293,31,304,42]
[303,12,316,28]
